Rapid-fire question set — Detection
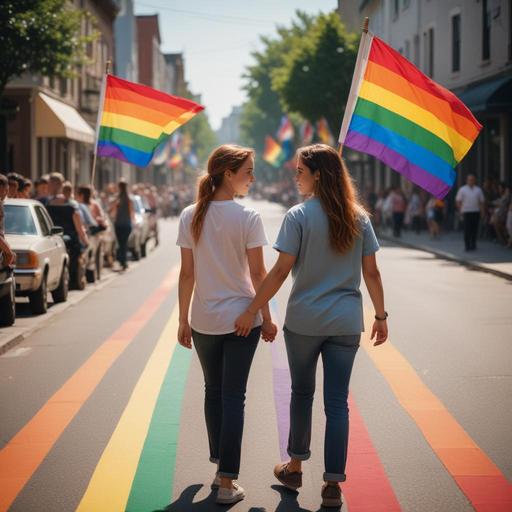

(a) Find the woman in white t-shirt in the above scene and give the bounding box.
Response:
[176,144,277,505]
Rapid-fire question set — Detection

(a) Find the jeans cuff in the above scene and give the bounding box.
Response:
[209,456,219,464]
[323,472,346,482]
[218,471,238,479]
[287,447,311,461]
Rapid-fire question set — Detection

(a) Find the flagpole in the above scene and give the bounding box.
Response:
[91,60,111,187]
[338,17,370,158]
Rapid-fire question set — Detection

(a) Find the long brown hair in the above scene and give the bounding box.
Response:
[297,144,364,254]
[191,144,254,243]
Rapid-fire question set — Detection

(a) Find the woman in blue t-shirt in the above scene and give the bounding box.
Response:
[235,143,388,508]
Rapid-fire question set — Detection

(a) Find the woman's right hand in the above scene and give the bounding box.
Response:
[371,320,388,346]
[178,320,192,349]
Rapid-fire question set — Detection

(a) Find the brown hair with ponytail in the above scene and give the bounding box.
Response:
[191,144,255,243]
[297,144,365,254]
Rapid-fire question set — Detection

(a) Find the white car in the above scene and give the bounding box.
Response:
[128,195,151,260]
[4,199,69,314]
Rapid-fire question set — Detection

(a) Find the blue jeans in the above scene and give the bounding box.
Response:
[283,326,360,482]
[192,327,260,479]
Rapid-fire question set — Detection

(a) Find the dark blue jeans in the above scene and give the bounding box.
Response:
[115,225,132,268]
[192,327,260,479]
[283,326,360,482]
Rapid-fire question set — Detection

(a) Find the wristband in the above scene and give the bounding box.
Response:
[375,311,388,321]
[246,307,257,316]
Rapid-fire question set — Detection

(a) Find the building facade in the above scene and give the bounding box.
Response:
[3,0,119,188]
[216,106,243,146]
[337,0,512,195]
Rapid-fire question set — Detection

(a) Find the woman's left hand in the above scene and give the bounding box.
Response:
[235,311,255,337]
[261,319,278,343]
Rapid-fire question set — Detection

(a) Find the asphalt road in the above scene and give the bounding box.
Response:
[0,198,511,512]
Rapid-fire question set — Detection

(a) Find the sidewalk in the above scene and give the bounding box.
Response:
[377,228,512,281]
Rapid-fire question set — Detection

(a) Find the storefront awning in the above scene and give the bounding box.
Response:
[457,75,512,114]
[35,92,95,144]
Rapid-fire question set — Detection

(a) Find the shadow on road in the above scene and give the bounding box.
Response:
[158,484,239,511]
[271,484,330,512]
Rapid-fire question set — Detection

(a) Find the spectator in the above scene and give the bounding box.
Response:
[0,174,15,268]
[19,179,33,199]
[35,175,49,200]
[78,185,107,229]
[390,186,407,237]
[62,182,97,230]
[110,180,135,272]
[490,182,510,245]
[7,173,21,199]
[456,174,485,251]
[426,196,441,239]
[407,187,422,234]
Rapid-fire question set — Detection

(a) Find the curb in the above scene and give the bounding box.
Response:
[378,234,512,282]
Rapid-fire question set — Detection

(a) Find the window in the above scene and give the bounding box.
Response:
[483,0,491,60]
[452,14,461,72]
[393,0,399,19]
[35,207,51,236]
[405,39,411,61]
[425,28,435,78]
[4,206,37,236]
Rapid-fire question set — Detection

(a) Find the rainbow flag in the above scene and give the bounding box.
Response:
[94,75,204,167]
[263,135,287,169]
[300,120,314,144]
[317,117,335,146]
[339,32,482,199]
[277,115,294,141]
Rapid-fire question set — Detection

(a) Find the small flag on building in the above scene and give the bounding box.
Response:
[94,75,204,167]
[300,120,314,144]
[263,135,287,168]
[338,31,482,199]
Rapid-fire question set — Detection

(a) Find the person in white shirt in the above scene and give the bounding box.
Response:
[176,144,277,505]
[456,174,485,251]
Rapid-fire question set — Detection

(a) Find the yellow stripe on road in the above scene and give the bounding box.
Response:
[76,305,180,512]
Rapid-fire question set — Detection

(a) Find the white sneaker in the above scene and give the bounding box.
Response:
[216,483,245,504]
[211,472,221,489]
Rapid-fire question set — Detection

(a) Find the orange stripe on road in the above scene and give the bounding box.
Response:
[0,266,180,512]
[361,309,512,511]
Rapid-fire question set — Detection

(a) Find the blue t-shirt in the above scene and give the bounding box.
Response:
[274,197,379,336]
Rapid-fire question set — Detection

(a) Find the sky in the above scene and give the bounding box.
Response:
[134,0,337,131]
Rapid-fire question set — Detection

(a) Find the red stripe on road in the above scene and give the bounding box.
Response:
[343,393,402,511]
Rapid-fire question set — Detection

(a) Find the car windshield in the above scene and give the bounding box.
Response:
[4,205,38,235]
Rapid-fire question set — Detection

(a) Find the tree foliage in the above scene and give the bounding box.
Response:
[0,0,98,100]
[240,12,314,154]
[177,84,217,163]
[271,12,358,131]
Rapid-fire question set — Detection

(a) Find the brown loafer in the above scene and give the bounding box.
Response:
[321,483,343,507]
[273,462,303,491]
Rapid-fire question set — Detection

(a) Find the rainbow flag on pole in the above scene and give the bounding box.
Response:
[317,117,335,146]
[263,135,287,168]
[94,75,204,167]
[339,32,482,199]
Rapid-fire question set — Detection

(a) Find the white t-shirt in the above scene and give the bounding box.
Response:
[176,200,269,335]
[456,185,485,213]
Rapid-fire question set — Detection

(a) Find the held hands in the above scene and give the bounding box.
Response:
[177,320,192,349]
[371,319,388,346]
[234,311,255,337]
[261,318,278,343]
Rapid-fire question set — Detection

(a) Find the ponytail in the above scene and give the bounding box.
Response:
[191,175,215,243]
[190,144,255,244]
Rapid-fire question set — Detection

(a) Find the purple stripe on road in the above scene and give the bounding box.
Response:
[345,129,452,199]
[270,300,291,461]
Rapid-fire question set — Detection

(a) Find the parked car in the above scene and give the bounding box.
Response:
[0,266,15,326]
[4,199,69,314]
[128,195,151,260]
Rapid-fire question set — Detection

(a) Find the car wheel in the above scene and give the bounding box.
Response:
[29,272,48,315]
[52,262,69,303]
[0,275,16,326]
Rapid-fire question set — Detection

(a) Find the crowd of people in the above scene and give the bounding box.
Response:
[362,176,512,249]
[0,172,200,276]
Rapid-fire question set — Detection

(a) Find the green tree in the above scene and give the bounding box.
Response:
[0,0,98,102]
[240,12,314,155]
[271,12,358,132]
[177,84,217,163]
